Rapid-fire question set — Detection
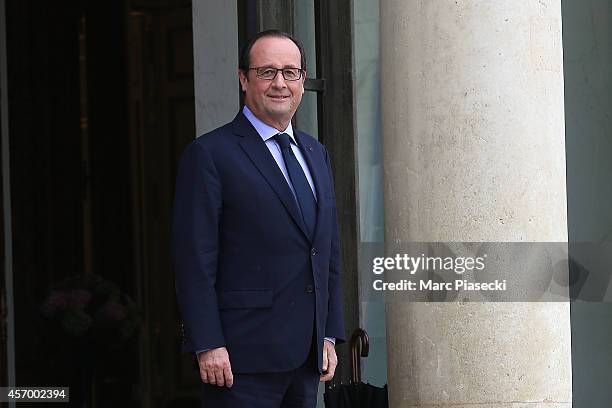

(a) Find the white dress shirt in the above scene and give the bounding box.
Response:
[242,106,317,201]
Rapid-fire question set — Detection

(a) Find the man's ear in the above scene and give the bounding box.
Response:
[238,70,248,92]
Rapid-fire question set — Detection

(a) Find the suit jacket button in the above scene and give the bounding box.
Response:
[311,248,317,256]
[305,284,314,293]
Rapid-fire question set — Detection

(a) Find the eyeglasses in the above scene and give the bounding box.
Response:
[248,66,304,81]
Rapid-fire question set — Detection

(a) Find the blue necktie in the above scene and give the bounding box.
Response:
[274,133,317,238]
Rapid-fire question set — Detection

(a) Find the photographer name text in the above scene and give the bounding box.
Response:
[373,279,507,291]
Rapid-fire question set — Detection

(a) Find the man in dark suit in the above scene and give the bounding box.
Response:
[172,30,345,407]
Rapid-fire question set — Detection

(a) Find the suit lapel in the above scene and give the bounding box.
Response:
[233,113,311,241]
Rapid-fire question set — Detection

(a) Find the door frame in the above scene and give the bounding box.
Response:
[0,0,16,398]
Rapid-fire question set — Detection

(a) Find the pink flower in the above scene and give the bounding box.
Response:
[69,289,92,308]
[99,301,126,322]
[41,290,69,317]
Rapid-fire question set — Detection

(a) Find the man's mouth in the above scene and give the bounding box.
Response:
[268,95,290,100]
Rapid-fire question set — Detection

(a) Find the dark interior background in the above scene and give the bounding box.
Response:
[5,0,197,406]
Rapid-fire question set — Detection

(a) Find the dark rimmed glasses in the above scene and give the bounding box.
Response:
[248,66,304,81]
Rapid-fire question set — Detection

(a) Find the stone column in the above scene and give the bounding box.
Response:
[380,1,571,407]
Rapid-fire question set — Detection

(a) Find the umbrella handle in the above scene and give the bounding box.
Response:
[349,328,369,383]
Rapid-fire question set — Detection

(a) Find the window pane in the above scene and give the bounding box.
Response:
[294,0,318,139]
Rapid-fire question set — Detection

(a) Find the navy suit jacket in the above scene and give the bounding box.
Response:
[172,112,345,374]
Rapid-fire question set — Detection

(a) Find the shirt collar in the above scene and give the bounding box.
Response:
[243,106,296,144]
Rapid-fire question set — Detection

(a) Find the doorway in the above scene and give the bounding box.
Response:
[4,0,198,406]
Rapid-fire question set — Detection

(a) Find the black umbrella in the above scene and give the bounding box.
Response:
[324,328,388,407]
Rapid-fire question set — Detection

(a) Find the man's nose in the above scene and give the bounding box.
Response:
[271,71,287,87]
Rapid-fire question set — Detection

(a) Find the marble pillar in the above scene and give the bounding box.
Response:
[380,1,572,406]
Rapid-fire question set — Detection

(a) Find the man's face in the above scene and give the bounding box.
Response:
[239,36,305,130]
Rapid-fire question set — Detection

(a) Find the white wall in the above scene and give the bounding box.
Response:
[192,1,239,136]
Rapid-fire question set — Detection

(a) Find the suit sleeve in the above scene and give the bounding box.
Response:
[323,147,346,344]
[172,141,225,353]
